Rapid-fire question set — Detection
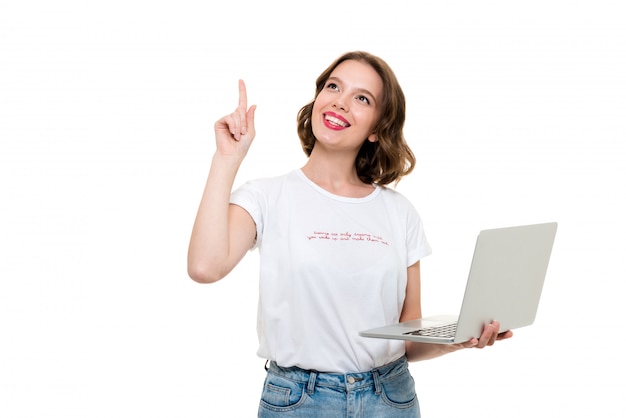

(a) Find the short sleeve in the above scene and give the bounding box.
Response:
[405,201,432,267]
[230,180,264,250]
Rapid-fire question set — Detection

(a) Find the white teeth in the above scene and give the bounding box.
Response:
[325,115,348,127]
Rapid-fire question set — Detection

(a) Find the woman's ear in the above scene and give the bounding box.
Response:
[367,132,378,143]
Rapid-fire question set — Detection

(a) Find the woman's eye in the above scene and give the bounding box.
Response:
[357,96,370,105]
[327,82,338,90]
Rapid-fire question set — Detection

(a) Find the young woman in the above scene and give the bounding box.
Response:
[188,51,512,417]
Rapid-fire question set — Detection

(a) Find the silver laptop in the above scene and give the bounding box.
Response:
[360,222,558,344]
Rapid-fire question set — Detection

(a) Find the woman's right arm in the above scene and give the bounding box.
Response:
[187,80,257,283]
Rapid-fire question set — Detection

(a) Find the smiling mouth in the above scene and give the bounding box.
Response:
[324,114,350,128]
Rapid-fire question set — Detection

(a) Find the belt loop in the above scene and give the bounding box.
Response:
[372,369,382,395]
[307,371,317,395]
[264,359,270,371]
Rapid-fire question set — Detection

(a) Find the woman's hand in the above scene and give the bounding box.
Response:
[214,79,257,161]
[455,320,514,350]
[406,320,514,362]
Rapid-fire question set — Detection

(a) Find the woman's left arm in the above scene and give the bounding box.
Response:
[401,261,514,362]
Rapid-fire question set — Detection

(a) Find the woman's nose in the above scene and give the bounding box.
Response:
[333,95,349,112]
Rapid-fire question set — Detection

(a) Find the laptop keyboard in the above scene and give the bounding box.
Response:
[403,322,457,338]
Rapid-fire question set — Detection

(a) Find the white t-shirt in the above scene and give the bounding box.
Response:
[230,169,431,373]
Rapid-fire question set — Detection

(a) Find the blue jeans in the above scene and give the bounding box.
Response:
[258,356,420,417]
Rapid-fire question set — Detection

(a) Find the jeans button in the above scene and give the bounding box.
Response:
[347,376,355,384]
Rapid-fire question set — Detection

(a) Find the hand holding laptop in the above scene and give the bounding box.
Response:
[361,223,557,346]
[460,320,513,349]
[404,319,514,361]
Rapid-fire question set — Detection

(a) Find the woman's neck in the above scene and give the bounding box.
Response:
[301,149,374,198]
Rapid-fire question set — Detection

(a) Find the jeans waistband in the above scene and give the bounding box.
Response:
[267,356,408,394]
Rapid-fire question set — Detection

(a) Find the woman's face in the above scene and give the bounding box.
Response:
[311,59,383,154]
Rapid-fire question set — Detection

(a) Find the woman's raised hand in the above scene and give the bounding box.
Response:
[214,79,257,160]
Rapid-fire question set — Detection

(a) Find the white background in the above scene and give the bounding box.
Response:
[1,1,624,417]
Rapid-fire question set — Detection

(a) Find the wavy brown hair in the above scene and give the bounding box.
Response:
[297,51,415,186]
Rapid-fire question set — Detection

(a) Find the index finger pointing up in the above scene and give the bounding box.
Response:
[238,79,248,111]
